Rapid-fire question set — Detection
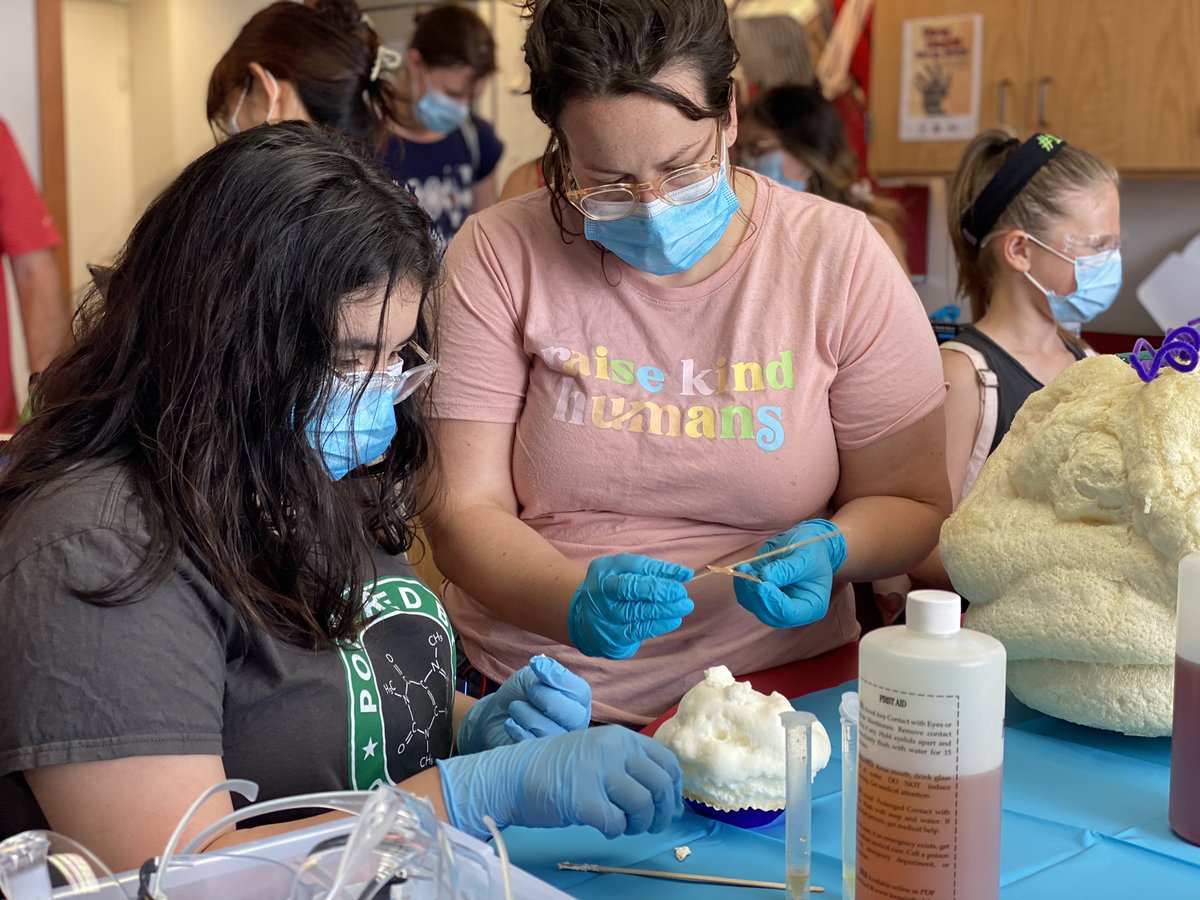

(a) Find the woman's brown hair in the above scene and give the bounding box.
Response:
[948,129,1118,320]
[410,4,496,78]
[207,0,398,149]
[521,0,739,234]
[744,84,903,234]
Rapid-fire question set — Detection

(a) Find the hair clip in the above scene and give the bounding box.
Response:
[370,46,404,83]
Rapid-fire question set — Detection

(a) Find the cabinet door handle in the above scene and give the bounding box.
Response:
[1036,77,1053,128]
[997,78,1012,125]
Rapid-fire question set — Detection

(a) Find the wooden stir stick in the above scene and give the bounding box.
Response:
[557,861,824,891]
[689,528,845,584]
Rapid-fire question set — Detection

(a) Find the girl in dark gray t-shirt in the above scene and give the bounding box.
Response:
[0,119,682,873]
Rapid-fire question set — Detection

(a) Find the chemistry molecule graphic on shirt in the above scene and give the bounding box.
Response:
[338,577,456,789]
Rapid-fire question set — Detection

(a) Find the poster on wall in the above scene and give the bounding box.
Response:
[898,13,982,142]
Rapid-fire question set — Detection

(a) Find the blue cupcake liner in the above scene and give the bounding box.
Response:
[684,797,783,828]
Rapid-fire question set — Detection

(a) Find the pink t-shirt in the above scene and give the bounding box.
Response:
[433,173,946,725]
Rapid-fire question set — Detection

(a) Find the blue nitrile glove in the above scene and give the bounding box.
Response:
[734,519,847,628]
[455,655,592,754]
[437,725,683,840]
[567,554,694,659]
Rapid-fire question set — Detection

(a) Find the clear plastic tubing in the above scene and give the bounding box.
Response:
[780,710,817,899]
[0,832,52,900]
[840,691,860,899]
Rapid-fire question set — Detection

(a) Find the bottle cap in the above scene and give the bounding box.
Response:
[839,691,859,725]
[906,590,961,635]
[1178,553,1200,664]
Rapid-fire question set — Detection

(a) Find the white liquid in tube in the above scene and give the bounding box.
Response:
[780,710,816,899]
[840,691,859,900]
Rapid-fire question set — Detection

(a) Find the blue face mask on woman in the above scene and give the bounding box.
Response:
[1023,234,1123,323]
[583,161,740,277]
[743,149,809,193]
[415,68,469,134]
[306,375,398,480]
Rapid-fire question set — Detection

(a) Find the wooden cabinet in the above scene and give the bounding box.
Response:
[869,0,1200,175]
[1029,0,1200,171]
[870,0,1031,175]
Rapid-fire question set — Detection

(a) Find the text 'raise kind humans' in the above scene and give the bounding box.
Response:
[539,345,799,452]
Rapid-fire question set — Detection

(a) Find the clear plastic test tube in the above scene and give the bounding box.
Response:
[840,691,860,900]
[780,710,817,899]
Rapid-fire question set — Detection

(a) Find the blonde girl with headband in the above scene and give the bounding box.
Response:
[907,130,1120,591]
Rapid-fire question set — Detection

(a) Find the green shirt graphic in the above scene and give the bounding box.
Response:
[339,577,457,789]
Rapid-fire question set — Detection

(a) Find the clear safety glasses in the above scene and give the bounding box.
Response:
[982,229,1123,265]
[335,341,438,403]
[565,122,726,221]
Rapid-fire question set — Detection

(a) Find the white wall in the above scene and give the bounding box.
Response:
[126,0,261,206]
[64,0,135,295]
[60,0,257,296]
[483,0,548,185]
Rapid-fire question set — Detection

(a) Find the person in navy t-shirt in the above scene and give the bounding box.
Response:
[381,5,504,248]
[208,2,503,251]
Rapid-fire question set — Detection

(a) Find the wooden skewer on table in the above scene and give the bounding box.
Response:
[689,528,845,584]
[557,861,824,892]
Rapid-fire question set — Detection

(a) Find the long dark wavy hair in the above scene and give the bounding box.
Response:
[0,122,440,649]
[520,0,740,236]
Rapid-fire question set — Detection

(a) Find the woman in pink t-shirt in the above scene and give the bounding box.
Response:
[424,0,952,726]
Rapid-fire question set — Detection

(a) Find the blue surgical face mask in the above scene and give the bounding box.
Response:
[582,160,740,277]
[1023,234,1122,323]
[415,67,469,133]
[743,149,809,193]
[306,376,398,480]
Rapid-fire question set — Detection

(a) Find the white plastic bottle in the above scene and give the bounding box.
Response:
[856,590,1006,900]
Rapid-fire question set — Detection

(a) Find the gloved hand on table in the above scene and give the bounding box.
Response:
[567,554,694,659]
[734,519,847,628]
[455,655,592,754]
[437,725,684,840]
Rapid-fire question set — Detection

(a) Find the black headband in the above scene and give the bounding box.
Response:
[960,133,1067,248]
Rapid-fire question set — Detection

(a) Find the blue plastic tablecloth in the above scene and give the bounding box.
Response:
[503,681,1200,898]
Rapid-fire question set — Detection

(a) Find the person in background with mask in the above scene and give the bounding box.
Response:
[739,83,909,274]
[0,124,682,871]
[380,4,503,248]
[906,130,1119,591]
[422,0,951,726]
[208,1,398,149]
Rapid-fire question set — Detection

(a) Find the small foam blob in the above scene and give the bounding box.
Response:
[654,666,831,811]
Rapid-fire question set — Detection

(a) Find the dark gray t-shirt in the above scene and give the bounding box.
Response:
[0,462,456,836]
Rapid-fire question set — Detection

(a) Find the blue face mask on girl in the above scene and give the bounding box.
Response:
[306,374,399,480]
[583,158,740,277]
[415,67,469,134]
[743,149,809,193]
[1023,233,1123,323]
